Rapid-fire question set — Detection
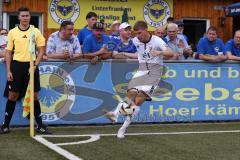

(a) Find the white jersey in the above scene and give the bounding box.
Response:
[132,35,167,65]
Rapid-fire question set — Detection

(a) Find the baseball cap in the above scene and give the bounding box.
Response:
[92,22,104,30]
[175,20,184,27]
[111,20,120,27]
[119,22,131,30]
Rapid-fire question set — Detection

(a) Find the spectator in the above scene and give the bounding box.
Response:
[175,20,188,42]
[197,26,227,62]
[77,12,97,45]
[109,20,120,40]
[46,21,82,62]
[154,26,166,39]
[167,17,174,24]
[111,22,137,59]
[82,22,112,63]
[225,30,240,61]
[100,19,107,33]
[164,23,192,60]
[0,29,8,58]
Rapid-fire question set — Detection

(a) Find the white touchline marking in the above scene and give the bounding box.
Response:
[34,130,240,160]
[33,136,83,160]
[56,135,100,146]
[41,130,240,138]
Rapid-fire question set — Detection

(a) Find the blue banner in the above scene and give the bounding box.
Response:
[0,60,240,125]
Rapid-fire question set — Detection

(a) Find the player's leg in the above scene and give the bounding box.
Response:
[104,88,138,123]
[113,88,138,116]
[116,91,148,138]
[117,105,140,138]
[134,91,149,106]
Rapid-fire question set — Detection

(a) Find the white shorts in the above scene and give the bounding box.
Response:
[128,67,163,97]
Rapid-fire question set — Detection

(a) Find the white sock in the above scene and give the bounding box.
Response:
[119,115,131,133]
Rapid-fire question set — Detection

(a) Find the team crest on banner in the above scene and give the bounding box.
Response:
[49,0,80,24]
[39,65,76,121]
[144,0,171,27]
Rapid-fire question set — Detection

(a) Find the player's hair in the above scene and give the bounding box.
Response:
[133,21,148,31]
[207,26,218,33]
[18,6,30,15]
[60,21,74,30]
[86,12,97,20]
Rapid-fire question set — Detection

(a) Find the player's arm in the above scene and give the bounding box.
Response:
[151,38,174,58]
[151,47,174,58]
[162,47,174,58]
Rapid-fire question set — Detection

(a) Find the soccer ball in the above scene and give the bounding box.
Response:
[118,101,136,115]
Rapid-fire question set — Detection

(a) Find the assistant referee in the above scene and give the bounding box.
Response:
[0,6,50,134]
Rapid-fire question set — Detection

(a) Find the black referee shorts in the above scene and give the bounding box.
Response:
[6,60,41,97]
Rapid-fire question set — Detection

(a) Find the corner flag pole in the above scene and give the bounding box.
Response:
[29,25,35,137]
[29,57,35,137]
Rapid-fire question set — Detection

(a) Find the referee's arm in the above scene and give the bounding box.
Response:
[5,50,13,81]
[35,46,44,66]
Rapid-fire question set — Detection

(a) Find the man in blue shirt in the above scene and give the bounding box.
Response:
[77,12,97,45]
[226,30,240,61]
[197,26,227,62]
[110,22,137,59]
[82,22,112,63]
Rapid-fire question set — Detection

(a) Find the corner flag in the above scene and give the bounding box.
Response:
[22,83,31,117]
[22,25,36,137]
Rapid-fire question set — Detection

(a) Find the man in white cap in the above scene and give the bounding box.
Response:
[110,22,137,59]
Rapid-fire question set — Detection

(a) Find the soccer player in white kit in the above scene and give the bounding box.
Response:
[105,21,173,138]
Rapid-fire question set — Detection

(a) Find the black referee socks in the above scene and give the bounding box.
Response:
[3,100,16,127]
[34,100,43,128]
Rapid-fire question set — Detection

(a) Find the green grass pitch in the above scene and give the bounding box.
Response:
[0,123,240,160]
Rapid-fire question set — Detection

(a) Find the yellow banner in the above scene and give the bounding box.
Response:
[48,0,173,31]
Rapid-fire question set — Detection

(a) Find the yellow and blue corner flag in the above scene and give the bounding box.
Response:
[22,83,31,117]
